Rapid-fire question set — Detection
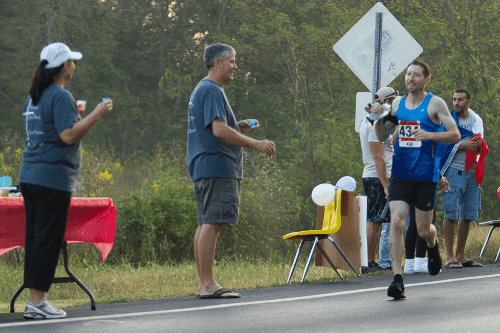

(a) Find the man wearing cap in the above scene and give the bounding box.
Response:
[374,61,460,300]
[359,87,398,273]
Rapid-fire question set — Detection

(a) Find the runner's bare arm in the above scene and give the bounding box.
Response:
[411,97,460,144]
[369,141,390,198]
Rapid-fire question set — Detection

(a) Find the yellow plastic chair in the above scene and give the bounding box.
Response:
[283,189,360,284]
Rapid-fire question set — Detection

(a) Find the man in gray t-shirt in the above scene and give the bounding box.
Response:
[360,87,397,273]
[187,43,275,299]
[442,89,484,268]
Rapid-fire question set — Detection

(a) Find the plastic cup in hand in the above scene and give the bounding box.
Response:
[76,100,86,113]
[250,119,258,128]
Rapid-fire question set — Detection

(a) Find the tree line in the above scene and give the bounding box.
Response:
[1,0,500,224]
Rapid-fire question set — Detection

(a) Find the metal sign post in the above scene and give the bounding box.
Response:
[372,12,383,102]
[333,2,423,133]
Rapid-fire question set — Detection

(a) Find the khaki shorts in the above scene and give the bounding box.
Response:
[193,177,241,226]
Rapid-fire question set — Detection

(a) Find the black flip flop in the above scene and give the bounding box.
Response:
[460,260,483,267]
[199,288,241,299]
[444,261,463,269]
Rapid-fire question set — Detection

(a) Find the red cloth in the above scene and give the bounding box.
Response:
[0,197,116,261]
[464,134,489,186]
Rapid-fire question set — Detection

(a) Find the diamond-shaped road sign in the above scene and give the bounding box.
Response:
[333,2,423,91]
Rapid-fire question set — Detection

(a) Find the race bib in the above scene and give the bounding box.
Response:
[399,120,421,148]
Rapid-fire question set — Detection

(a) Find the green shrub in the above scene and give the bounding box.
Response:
[217,150,308,260]
[112,178,198,265]
[0,129,24,185]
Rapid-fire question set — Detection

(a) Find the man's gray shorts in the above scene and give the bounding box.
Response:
[193,177,241,226]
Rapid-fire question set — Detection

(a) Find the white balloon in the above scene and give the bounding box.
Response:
[311,183,336,206]
[336,176,356,192]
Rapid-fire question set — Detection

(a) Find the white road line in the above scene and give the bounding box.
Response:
[2,273,500,328]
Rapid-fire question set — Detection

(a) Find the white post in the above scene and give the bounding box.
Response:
[358,196,368,267]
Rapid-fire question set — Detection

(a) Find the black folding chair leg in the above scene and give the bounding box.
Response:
[317,243,344,280]
[301,237,319,284]
[328,236,361,278]
[480,226,496,258]
[287,239,306,283]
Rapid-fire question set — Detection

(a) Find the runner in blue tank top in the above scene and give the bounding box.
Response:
[374,61,460,300]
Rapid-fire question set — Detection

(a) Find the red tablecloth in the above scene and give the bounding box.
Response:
[0,197,116,261]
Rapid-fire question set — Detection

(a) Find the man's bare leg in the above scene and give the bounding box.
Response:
[443,218,457,263]
[367,222,382,263]
[194,225,202,295]
[387,200,409,299]
[455,218,471,262]
[198,224,222,295]
[415,208,436,247]
[415,208,442,275]
[197,224,240,297]
[388,201,410,276]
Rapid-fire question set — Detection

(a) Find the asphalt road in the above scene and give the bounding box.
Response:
[1,263,500,333]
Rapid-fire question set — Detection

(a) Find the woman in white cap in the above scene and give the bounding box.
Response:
[19,42,112,319]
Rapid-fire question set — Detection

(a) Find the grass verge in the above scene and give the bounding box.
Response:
[0,256,366,313]
[1,223,498,313]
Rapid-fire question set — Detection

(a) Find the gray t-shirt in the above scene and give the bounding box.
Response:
[450,109,483,171]
[186,79,243,181]
[360,117,394,178]
[19,83,82,192]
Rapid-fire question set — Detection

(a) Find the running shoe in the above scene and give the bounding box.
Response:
[427,240,442,276]
[403,258,414,274]
[414,257,429,273]
[387,280,406,300]
[24,298,67,319]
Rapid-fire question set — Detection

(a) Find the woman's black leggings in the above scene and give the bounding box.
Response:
[21,183,71,292]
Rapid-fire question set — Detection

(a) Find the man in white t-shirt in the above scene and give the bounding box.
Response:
[441,89,484,269]
[359,87,398,273]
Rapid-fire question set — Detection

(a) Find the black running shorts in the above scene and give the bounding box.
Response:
[388,177,436,212]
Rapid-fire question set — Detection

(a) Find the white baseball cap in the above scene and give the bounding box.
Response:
[40,42,82,69]
[374,87,398,102]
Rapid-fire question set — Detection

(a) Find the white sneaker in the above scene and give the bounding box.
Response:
[24,298,67,319]
[414,257,429,273]
[403,258,414,274]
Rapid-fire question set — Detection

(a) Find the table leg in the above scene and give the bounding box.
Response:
[10,284,26,313]
[59,242,96,310]
[10,242,97,313]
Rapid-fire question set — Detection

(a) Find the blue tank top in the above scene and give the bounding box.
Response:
[391,92,443,182]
